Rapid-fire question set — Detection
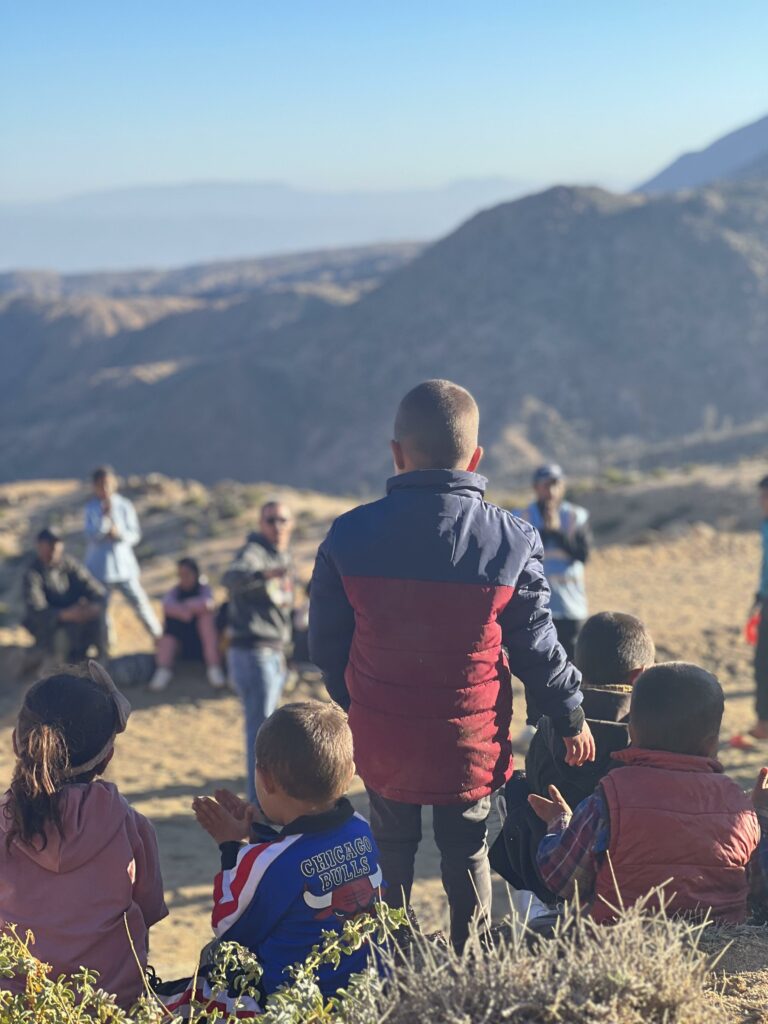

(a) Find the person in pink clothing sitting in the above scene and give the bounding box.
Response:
[0,662,167,1010]
[149,558,225,692]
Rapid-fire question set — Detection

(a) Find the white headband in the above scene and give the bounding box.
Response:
[63,661,131,777]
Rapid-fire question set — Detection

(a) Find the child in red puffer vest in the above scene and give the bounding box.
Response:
[530,662,766,923]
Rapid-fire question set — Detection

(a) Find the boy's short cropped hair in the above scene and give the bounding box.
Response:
[394,380,479,469]
[575,612,655,687]
[630,662,724,756]
[255,701,354,803]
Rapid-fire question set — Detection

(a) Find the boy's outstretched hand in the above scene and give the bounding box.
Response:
[528,784,573,829]
[193,795,256,844]
[751,767,768,813]
[563,721,596,767]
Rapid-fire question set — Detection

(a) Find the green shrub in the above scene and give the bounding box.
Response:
[0,898,721,1023]
[0,904,406,1023]
[600,467,636,487]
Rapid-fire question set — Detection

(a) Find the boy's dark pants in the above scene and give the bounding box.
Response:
[756,600,768,720]
[367,788,491,951]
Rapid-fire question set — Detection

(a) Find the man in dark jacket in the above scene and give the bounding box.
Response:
[223,501,294,802]
[22,528,107,662]
[490,611,655,901]
[309,380,594,949]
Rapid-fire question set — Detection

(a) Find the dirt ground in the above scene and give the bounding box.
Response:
[1,481,768,1018]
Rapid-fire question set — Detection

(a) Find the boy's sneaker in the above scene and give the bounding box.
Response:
[207,665,226,690]
[148,667,173,692]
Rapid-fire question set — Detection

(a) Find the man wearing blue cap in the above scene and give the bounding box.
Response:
[519,465,591,690]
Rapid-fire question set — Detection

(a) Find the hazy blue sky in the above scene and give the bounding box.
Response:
[2,0,767,202]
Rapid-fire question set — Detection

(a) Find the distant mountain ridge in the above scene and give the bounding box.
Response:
[0,178,527,273]
[0,243,422,301]
[1,180,767,490]
[639,112,768,192]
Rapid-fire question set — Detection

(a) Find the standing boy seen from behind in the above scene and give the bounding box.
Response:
[309,380,594,950]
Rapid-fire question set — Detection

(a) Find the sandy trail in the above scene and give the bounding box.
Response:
[0,525,763,985]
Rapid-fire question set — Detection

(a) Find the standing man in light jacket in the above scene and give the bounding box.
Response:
[517,464,591,729]
[223,500,295,802]
[84,466,162,650]
[518,464,591,661]
[309,380,594,951]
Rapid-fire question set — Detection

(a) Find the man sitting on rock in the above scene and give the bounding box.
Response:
[22,528,107,664]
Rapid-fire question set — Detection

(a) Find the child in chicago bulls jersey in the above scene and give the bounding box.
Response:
[158,702,384,1019]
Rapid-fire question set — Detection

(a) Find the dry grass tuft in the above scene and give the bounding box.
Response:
[341,895,721,1024]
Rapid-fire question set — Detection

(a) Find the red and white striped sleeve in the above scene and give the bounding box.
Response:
[211,835,301,936]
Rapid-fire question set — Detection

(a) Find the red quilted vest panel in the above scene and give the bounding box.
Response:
[593,748,759,924]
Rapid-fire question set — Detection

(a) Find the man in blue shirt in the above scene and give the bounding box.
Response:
[84,466,161,651]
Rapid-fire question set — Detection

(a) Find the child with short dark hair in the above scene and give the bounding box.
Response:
[159,701,384,1017]
[0,663,167,1008]
[531,663,764,923]
[527,611,656,807]
[490,611,655,898]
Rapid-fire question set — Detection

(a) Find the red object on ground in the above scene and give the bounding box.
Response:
[746,611,762,646]
[729,734,756,751]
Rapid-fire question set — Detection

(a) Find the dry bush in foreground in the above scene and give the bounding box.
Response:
[350,898,720,1024]
[0,897,722,1023]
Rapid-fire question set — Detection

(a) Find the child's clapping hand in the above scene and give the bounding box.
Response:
[193,791,259,844]
[751,767,768,814]
[213,788,262,825]
[528,784,573,829]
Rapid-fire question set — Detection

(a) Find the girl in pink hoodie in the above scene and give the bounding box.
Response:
[0,662,167,1009]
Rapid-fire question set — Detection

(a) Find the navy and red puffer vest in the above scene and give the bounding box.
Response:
[593,748,760,924]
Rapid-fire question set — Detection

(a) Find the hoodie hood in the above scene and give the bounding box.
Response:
[0,780,130,874]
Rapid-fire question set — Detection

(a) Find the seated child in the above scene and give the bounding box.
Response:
[530,663,763,923]
[149,557,225,692]
[489,611,655,899]
[158,701,384,1018]
[0,662,167,1008]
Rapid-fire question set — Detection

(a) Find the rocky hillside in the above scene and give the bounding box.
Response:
[1,182,767,490]
[639,112,768,192]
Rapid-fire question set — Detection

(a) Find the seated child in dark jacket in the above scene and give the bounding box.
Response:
[530,663,764,923]
[158,702,384,1018]
[490,612,654,899]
